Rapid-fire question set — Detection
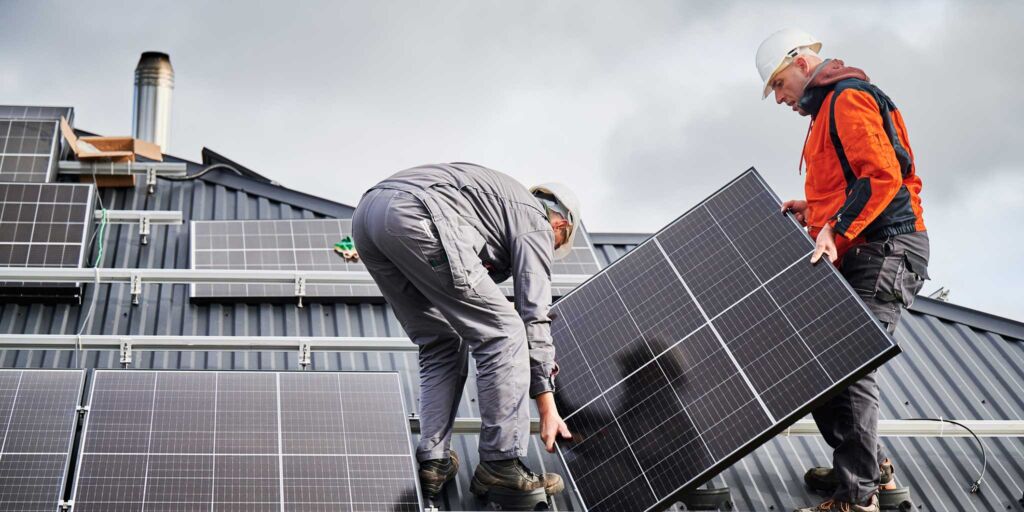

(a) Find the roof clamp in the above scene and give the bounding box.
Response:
[298,340,312,369]
[130,273,143,305]
[76,405,90,417]
[294,276,307,308]
[139,216,152,246]
[58,500,74,511]
[119,338,133,367]
[146,166,157,194]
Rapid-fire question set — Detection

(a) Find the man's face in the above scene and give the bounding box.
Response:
[770,57,812,116]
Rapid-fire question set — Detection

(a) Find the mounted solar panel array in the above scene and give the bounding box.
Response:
[0,183,95,301]
[552,169,900,511]
[0,369,85,512]
[190,218,602,301]
[71,370,422,512]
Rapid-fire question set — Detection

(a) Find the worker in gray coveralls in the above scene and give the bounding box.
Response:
[351,162,578,499]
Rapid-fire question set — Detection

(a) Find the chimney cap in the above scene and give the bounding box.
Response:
[135,51,173,86]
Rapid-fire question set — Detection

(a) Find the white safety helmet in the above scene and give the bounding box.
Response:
[530,182,581,260]
[756,28,822,99]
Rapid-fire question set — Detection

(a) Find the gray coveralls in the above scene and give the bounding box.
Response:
[351,163,557,463]
[813,230,930,503]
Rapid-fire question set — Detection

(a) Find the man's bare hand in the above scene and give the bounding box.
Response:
[810,224,838,265]
[536,392,572,453]
[781,199,808,226]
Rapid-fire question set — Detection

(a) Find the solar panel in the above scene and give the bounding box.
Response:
[0,119,60,183]
[71,370,421,511]
[0,105,73,121]
[190,218,602,301]
[0,369,86,512]
[552,168,900,511]
[0,183,94,300]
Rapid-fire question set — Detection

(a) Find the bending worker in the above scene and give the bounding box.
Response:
[352,162,577,500]
[757,29,931,512]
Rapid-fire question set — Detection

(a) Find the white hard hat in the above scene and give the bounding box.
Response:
[756,28,822,99]
[530,182,581,260]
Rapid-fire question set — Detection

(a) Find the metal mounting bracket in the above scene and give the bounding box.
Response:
[119,338,133,366]
[298,340,312,368]
[146,166,158,194]
[58,500,74,511]
[130,273,142,305]
[139,216,152,245]
[294,276,307,308]
[76,405,90,417]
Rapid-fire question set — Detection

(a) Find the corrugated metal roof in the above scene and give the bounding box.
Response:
[1,163,1022,511]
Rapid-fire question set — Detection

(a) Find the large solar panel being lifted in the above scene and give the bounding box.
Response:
[0,119,60,183]
[71,370,421,512]
[190,218,601,301]
[0,183,94,300]
[552,168,900,511]
[0,369,86,512]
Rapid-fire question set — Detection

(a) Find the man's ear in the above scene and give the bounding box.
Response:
[795,55,811,75]
[552,217,569,229]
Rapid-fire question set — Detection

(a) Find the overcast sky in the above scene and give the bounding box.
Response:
[2,0,1021,320]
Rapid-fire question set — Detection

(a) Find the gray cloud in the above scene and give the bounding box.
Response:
[1,0,1021,320]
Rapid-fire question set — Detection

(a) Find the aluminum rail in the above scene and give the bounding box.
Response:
[0,335,414,352]
[417,417,1024,437]
[58,160,187,176]
[94,210,183,224]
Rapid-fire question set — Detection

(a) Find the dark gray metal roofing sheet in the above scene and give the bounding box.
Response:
[0,167,1021,510]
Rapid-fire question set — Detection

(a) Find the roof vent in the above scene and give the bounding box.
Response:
[132,52,173,152]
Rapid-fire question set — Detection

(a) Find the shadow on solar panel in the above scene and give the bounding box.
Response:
[551,168,900,511]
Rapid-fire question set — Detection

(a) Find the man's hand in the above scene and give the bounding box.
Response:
[536,392,572,453]
[781,199,809,226]
[810,224,838,265]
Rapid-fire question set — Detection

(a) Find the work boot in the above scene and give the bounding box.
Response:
[804,459,896,493]
[794,495,880,512]
[419,450,459,497]
[470,458,565,497]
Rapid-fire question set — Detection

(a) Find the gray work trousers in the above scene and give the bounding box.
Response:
[351,188,531,462]
[812,231,930,503]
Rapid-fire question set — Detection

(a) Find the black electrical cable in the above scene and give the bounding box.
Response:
[161,162,244,181]
[904,417,986,493]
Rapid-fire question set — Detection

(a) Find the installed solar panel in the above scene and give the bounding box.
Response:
[191,218,601,301]
[0,369,86,512]
[71,370,421,512]
[552,168,900,511]
[0,119,60,183]
[0,105,73,121]
[0,183,94,300]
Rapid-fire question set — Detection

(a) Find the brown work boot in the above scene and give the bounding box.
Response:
[804,459,896,493]
[419,450,459,497]
[470,458,564,497]
[793,495,880,512]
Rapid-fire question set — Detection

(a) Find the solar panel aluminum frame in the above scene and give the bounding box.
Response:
[553,168,902,512]
[70,369,424,512]
[0,119,62,183]
[0,369,86,512]
[0,183,96,303]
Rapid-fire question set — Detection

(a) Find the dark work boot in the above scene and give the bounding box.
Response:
[804,459,896,493]
[419,450,459,497]
[470,458,565,497]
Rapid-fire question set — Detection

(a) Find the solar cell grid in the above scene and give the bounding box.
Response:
[72,370,421,512]
[0,369,85,512]
[0,119,59,183]
[191,218,603,301]
[552,168,900,511]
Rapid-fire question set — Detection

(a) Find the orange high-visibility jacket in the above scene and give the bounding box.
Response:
[799,67,926,258]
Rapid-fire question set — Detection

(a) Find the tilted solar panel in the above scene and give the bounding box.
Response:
[552,168,900,511]
[0,119,60,183]
[0,183,94,301]
[71,370,422,512]
[190,218,602,301]
[0,369,86,512]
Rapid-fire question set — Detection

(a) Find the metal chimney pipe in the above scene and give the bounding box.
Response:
[132,52,174,152]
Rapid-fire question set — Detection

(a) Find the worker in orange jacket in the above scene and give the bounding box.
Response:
[757,29,931,512]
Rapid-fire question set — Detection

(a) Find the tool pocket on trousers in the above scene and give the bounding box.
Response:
[840,244,883,296]
[876,251,929,308]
